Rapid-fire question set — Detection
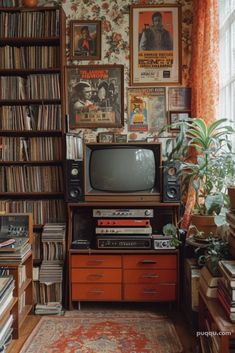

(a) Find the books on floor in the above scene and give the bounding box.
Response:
[199,266,219,298]
[34,302,63,315]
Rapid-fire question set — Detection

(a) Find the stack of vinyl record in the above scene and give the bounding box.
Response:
[0,275,15,351]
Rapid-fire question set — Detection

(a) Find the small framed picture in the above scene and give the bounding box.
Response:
[98,132,114,143]
[168,111,191,131]
[70,20,101,60]
[114,134,128,143]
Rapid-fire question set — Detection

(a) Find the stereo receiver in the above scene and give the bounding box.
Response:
[97,219,150,226]
[96,235,152,249]
[95,227,152,235]
[93,209,154,218]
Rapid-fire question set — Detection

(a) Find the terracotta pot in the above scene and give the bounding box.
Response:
[190,214,217,238]
[228,186,235,210]
[22,0,38,7]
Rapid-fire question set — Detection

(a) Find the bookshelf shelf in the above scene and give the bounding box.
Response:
[0,252,33,339]
[0,130,62,136]
[0,37,60,45]
[0,68,61,75]
[19,304,32,327]
[0,161,64,165]
[0,192,64,197]
[0,99,61,105]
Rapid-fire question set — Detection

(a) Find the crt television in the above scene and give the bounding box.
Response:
[84,142,162,202]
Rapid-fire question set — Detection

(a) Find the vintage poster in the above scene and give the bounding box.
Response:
[66,65,124,128]
[130,5,181,85]
[128,87,166,132]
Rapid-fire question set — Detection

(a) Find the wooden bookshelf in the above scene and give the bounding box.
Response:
[0,6,66,308]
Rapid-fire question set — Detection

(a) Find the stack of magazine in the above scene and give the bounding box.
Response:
[0,275,15,351]
[0,237,31,263]
[35,223,65,315]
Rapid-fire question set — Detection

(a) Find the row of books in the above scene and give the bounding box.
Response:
[41,223,66,261]
[32,232,41,261]
[217,260,235,323]
[33,281,63,308]
[0,74,60,100]
[0,275,15,351]
[0,200,65,225]
[0,105,62,131]
[226,211,235,258]
[0,165,63,192]
[66,134,83,160]
[34,223,66,315]
[0,46,60,70]
[0,10,60,38]
[0,0,18,6]
[0,137,63,161]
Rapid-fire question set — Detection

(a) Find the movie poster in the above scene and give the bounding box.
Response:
[130,5,181,85]
[66,65,124,128]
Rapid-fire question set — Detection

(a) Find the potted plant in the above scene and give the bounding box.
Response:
[160,118,234,237]
[195,236,229,276]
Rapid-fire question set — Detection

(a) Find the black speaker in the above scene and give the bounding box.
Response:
[162,161,180,202]
[65,160,84,202]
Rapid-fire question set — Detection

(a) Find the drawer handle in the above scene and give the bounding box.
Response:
[89,274,104,278]
[143,289,158,294]
[140,260,157,264]
[89,290,104,294]
[88,259,104,263]
[143,274,159,279]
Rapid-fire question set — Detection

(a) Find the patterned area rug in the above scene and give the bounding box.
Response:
[19,312,183,353]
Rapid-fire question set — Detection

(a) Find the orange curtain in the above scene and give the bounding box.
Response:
[181,0,219,229]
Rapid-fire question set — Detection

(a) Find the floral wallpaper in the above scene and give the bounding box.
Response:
[40,0,193,141]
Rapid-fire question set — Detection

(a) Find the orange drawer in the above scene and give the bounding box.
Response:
[124,284,176,301]
[123,269,177,284]
[72,284,122,301]
[71,255,121,268]
[123,255,177,269]
[72,268,122,283]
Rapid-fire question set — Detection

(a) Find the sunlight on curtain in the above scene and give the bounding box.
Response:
[181,0,219,230]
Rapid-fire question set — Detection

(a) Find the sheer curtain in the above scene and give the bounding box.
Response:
[181,0,219,229]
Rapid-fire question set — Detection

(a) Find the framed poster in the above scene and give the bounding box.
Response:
[168,87,191,111]
[128,87,166,132]
[130,5,181,86]
[65,65,124,129]
[70,20,101,60]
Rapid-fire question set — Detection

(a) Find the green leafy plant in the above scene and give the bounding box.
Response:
[195,237,229,276]
[162,223,182,248]
[160,118,234,222]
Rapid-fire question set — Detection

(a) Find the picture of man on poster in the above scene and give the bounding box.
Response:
[139,12,173,51]
[77,26,96,56]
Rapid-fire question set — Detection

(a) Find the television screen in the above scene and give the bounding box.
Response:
[89,148,156,192]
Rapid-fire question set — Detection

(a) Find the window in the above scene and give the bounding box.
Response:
[219,0,235,128]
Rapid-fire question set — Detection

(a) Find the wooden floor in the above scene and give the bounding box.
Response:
[7,304,198,353]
